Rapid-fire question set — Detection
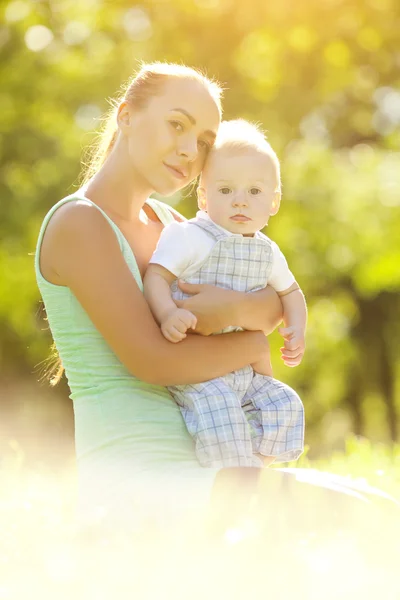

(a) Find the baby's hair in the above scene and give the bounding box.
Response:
[207,119,281,192]
[81,62,223,185]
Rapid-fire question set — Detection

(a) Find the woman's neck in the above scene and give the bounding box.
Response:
[85,151,153,223]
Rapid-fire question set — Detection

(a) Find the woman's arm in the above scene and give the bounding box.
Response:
[175,281,283,336]
[237,286,283,333]
[44,202,268,386]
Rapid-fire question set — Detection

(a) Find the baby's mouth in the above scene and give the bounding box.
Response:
[230,214,251,222]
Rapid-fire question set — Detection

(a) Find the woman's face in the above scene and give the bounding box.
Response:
[120,78,221,196]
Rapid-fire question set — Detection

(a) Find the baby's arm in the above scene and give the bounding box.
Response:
[278,283,307,367]
[267,241,307,367]
[250,284,307,375]
[143,264,197,343]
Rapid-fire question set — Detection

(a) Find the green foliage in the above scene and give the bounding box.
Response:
[1,0,399,450]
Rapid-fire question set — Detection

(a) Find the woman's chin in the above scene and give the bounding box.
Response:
[154,182,185,197]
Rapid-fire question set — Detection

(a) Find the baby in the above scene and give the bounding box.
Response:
[144,120,306,468]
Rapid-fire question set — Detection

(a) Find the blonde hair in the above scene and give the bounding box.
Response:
[202,119,281,192]
[81,62,223,185]
[48,62,223,386]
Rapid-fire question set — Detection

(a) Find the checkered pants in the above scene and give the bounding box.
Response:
[169,215,304,468]
[169,366,304,468]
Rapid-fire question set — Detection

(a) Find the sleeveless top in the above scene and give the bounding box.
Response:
[35,193,218,526]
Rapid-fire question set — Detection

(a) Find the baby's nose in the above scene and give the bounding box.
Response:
[232,191,248,206]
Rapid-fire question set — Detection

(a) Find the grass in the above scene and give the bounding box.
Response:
[1,435,399,599]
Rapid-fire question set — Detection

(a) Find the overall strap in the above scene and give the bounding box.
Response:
[187,216,232,242]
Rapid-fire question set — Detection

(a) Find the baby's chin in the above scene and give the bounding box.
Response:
[232,226,257,236]
[224,223,258,237]
[238,229,257,237]
[231,222,269,236]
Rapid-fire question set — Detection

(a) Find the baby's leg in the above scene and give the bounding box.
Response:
[242,375,304,463]
[242,403,276,466]
[170,378,262,469]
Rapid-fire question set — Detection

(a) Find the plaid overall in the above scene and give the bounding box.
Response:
[168,217,304,468]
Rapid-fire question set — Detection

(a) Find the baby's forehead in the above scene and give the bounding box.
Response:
[204,146,276,178]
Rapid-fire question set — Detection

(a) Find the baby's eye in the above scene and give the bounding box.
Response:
[219,187,232,195]
[170,121,184,132]
[249,187,262,195]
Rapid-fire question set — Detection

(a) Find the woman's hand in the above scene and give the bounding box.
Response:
[175,281,283,336]
[174,281,241,336]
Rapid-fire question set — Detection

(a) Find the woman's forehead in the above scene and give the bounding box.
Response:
[153,78,220,130]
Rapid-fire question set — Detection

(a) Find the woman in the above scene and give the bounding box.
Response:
[35,63,285,529]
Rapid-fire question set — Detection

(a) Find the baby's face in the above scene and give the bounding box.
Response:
[199,148,280,236]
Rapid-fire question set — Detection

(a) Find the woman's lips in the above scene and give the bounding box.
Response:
[230,214,251,222]
[163,163,187,180]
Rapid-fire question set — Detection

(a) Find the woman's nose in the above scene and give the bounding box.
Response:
[177,136,198,162]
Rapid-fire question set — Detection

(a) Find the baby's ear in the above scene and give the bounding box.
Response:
[197,187,208,211]
[270,191,281,216]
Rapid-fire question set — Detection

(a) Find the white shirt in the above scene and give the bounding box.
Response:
[150,211,295,293]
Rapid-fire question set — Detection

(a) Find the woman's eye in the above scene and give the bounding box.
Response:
[219,187,232,195]
[170,121,184,132]
[250,188,262,195]
[198,139,210,151]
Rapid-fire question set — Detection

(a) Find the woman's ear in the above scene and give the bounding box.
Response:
[117,101,131,134]
[270,191,281,216]
[197,187,208,211]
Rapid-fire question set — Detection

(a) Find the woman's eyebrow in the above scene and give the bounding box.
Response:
[171,108,196,124]
[170,108,217,139]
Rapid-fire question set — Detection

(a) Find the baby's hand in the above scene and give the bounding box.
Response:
[161,309,197,343]
[278,326,305,367]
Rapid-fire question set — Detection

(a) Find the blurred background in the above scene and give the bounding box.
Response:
[1,0,399,479]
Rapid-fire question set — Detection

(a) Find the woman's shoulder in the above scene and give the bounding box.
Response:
[37,194,125,276]
[41,194,119,241]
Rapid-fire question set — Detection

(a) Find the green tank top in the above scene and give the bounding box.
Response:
[35,193,217,522]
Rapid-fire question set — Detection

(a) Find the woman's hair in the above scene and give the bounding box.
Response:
[202,119,281,192]
[43,342,65,387]
[81,62,223,186]
[47,62,223,385]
